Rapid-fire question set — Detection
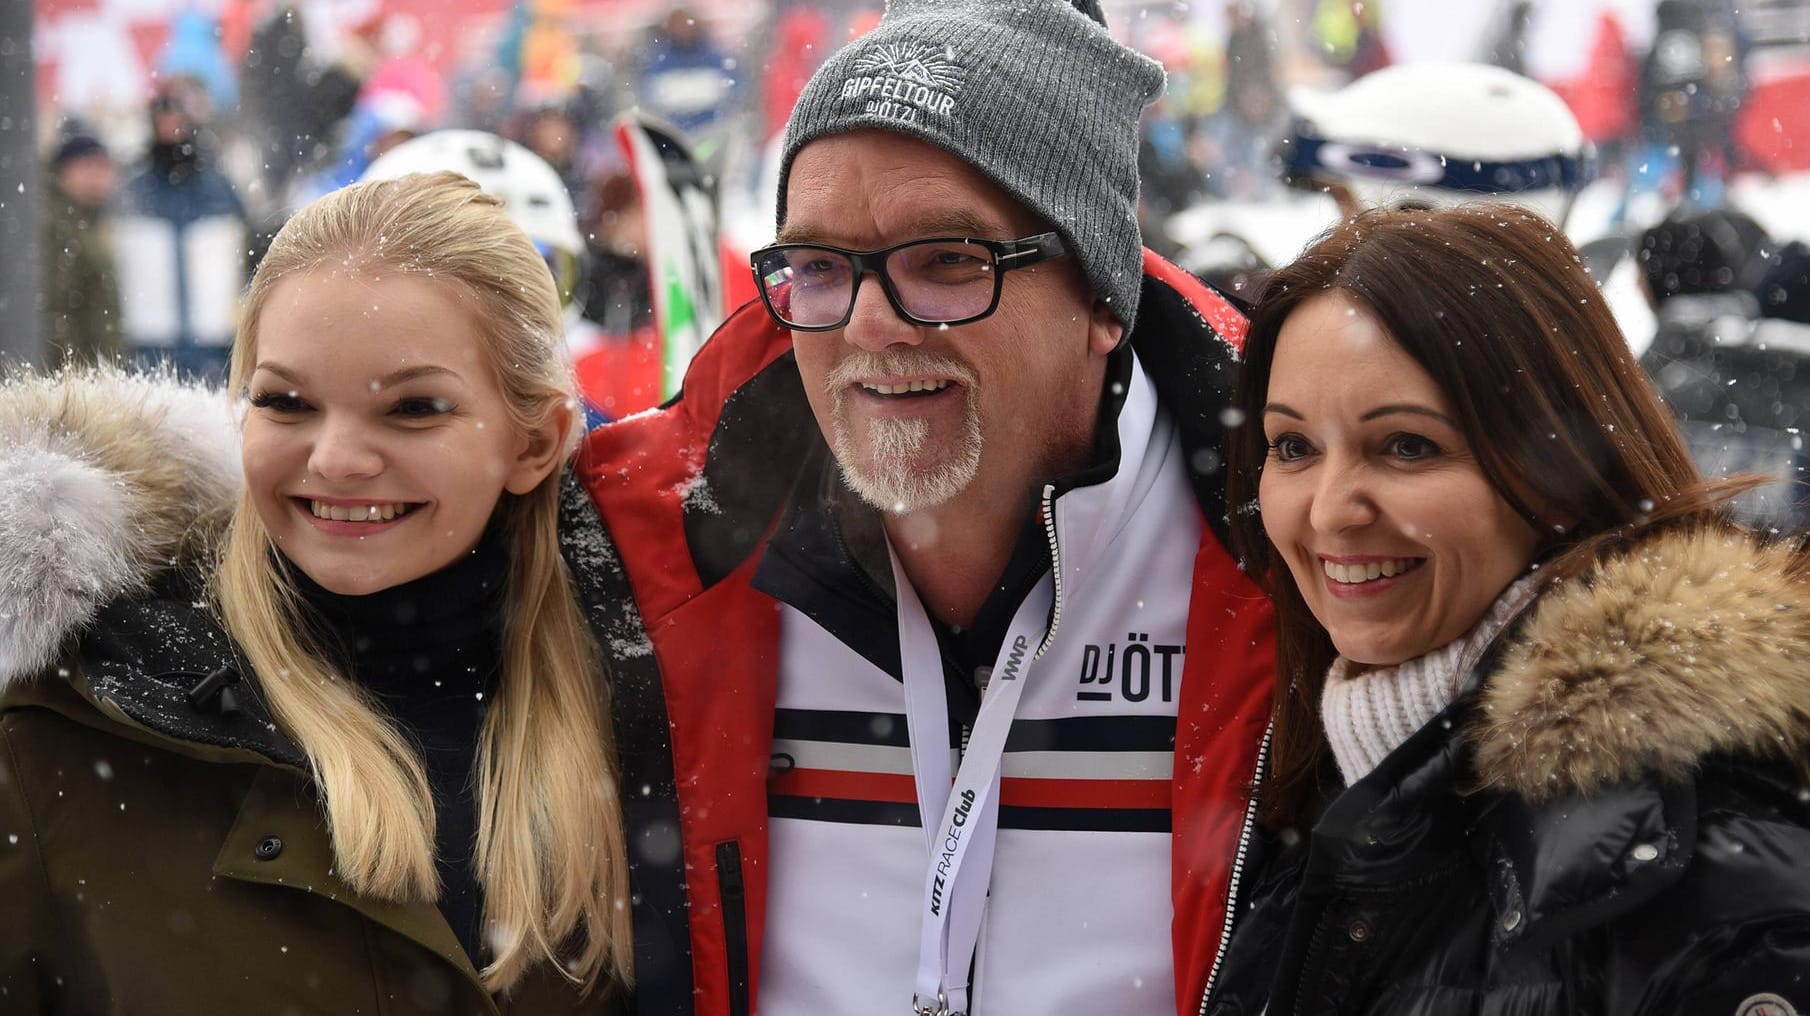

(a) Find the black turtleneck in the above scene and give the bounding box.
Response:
[288,532,509,967]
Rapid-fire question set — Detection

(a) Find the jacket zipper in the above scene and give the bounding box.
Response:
[1197,723,1274,1016]
[715,840,751,1016]
[1034,483,1064,660]
[969,483,1064,750]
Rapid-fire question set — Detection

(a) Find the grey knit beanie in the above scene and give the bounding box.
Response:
[776,0,1166,329]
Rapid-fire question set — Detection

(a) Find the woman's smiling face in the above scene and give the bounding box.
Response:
[241,269,554,596]
[1257,291,1541,665]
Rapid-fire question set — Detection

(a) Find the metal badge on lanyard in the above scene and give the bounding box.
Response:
[891,547,1054,1016]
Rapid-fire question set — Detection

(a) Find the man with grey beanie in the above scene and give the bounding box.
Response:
[575,2,1275,1014]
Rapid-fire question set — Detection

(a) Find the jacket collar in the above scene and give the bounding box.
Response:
[0,544,304,773]
[1126,251,1247,546]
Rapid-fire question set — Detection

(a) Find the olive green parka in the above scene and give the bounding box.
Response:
[0,370,627,1015]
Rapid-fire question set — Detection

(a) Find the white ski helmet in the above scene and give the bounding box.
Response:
[1281,63,1590,226]
[362,129,586,306]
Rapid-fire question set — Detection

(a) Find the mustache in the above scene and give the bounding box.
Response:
[823,350,979,392]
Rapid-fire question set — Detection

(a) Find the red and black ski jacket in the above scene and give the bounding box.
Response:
[571,251,1276,1016]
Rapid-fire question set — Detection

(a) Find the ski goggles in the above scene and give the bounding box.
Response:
[750,232,1068,331]
[1281,122,1592,197]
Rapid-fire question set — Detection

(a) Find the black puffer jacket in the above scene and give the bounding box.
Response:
[1206,526,1810,1016]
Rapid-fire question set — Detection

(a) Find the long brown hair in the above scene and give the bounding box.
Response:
[1227,204,1740,826]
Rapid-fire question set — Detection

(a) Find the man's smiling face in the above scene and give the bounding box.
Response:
[780,130,1120,515]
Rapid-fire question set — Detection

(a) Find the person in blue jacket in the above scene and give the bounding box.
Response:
[113,79,249,383]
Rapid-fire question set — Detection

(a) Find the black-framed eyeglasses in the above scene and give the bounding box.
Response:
[749,232,1069,331]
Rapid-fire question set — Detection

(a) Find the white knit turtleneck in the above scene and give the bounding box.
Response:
[1321,576,1542,786]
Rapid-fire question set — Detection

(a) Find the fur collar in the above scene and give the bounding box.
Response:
[1472,525,1810,801]
[0,368,240,687]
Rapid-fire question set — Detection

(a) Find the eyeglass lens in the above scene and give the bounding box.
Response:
[756,241,999,327]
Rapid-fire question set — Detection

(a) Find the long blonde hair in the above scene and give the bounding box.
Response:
[217,172,631,992]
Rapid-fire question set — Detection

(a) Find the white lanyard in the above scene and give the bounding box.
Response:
[891,546,1054,1016]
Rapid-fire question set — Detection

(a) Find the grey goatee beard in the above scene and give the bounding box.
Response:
[825,350,982,514]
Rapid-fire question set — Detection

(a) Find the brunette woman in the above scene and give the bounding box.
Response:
[1207,204,1810,1015]
[0,173,631,1013]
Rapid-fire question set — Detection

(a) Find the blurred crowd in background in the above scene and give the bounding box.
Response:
[37,0,804,384]
[27,0,1810,406]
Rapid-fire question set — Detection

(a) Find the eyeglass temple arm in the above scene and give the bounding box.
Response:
[995,232,1067,268]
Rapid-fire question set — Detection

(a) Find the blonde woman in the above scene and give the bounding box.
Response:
[0,173,631,1013]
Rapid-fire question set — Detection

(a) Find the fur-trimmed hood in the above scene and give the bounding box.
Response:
[1473,524,1810,800]
[0,368,240,687]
